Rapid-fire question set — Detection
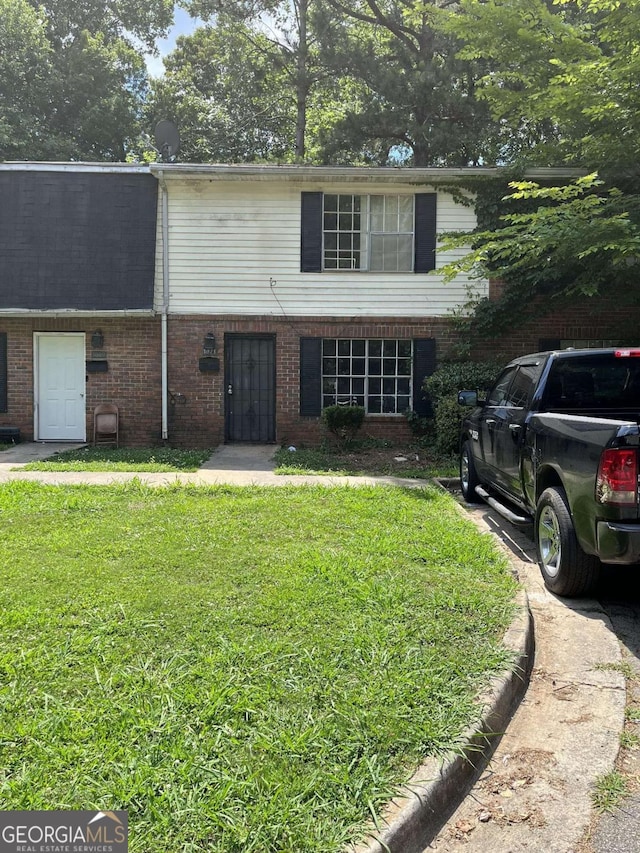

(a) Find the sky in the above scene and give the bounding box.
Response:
[146,6,203,78]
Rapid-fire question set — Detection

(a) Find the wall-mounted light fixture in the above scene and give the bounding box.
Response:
[91,330,104,349]
[202,332,216,356]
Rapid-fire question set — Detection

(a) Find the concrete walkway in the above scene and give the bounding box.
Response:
[0,443,627,852]
[0,442,429,489]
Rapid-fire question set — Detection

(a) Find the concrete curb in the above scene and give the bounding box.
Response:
[352,590,533,853]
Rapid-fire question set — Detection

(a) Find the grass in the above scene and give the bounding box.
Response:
[0,480,517,852]
[274,441,457,479]
[21,446,213,472]
[591,771,629,812]
[0,443,13,453]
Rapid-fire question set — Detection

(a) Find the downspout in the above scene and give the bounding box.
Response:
[158,170,170,441]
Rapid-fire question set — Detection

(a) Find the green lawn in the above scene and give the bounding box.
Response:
[0,481,516,852]
[21,446,213,472]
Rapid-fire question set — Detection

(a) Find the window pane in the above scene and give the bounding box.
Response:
[323,377,336,393]
[324,195,338,212]
[383,358,396,375]
[370,213,384,232]
[369,396,381,413]
[324,212,337,230]
[398,395,410,411]
[323,395,334,408]
[323,340,336,356]
[339,195,353,212]
[399,213,413,232]
[369,377,381,394]
[338,358,350,375]
[352,358,366,375]
[383,340,397,357]
[370,196,384,214]
[352,340,365,356]
[339,213,353,231]
[338,339,351,356]
[369,340,382,357]
[369,358,382,375]
[397,377,410,395]
[324,232,337,251]
[399,195,413,215]
[382,235,399,271]
[383,396,396,413]
[370,236,383,270]
[352,377,365,394]
[323,358,336,374]
[398,340,411,358]
[325,257,337,269]
[337,377,350,394]
[396,235,413,271]
[383,378,396,395]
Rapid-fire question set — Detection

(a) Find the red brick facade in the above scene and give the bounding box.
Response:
[3,305,640,448]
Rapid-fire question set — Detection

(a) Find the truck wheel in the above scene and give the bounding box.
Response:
[535,487,601,597]
[460,440,481,503]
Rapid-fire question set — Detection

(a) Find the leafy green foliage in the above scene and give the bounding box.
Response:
[423,359,502,455]
[0,481,516,851]
[1,0,172,160]
[321,404,366,443]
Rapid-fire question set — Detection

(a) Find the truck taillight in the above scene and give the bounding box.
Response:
[596,448,638,505]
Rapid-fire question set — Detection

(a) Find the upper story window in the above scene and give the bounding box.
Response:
[301,191,436,274]
[323,194,414,272]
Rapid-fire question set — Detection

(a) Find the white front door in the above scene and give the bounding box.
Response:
[36,334,86,440]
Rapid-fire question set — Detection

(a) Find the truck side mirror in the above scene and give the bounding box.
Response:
[458,390,479,406]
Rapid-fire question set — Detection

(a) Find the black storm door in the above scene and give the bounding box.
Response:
[225,336,276,442]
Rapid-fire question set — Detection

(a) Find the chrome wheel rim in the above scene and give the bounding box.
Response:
[538,505,561,578]
[460,449,470,495]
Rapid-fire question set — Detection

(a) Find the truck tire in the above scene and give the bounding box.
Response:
[535,487,601,597]
[460,440,481,503]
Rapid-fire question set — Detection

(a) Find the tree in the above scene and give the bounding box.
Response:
[312,0,501,166]
[438,0,640,335]
[0,0,174,161]
[0,0,53,160]
[147,22,297,162]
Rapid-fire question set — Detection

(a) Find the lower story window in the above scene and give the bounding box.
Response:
[321,339,412,414]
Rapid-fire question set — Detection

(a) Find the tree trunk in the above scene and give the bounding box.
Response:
[295,0,308,160]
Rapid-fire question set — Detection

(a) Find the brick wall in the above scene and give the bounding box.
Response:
[165,315,462,447]
[0,317,161,445]
[4,304,637,449]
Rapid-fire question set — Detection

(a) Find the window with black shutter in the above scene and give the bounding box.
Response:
[300,192,436,273]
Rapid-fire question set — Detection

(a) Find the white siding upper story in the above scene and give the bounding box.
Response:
[153,171,486,318]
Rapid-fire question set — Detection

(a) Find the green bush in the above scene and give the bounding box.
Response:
[434,393,468,456]
[321,405,366,443]
[418,359,503,456]
[424,359,504,407]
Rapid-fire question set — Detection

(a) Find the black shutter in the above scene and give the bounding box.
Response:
[300,337,322,416]
[538,338,562,352]
[414,193,437,273]
[300,192,323,272]
[0,333,6,413]
[413,338,437,416]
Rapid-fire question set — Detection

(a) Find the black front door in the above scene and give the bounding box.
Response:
[225,336,276,442]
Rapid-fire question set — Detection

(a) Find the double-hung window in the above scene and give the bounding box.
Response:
[322,194,414,271]
[301,191,437,273]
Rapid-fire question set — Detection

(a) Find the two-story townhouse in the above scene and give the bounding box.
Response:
[0,163,159,445]
[154,163,618,448]
[3,162,621,449]
[152,164,492,447]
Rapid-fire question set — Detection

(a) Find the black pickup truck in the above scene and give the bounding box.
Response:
[459,347,640,597]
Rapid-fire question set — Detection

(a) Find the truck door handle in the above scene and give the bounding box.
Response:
[509,423,521,433]
[485,418,497,426]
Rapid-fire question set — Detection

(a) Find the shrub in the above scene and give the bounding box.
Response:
[321,405,366,444]
[424,359,504,407]
[417,359,503,456]
[434,393,467,456]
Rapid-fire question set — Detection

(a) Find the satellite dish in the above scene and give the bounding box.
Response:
[154,120,180,161]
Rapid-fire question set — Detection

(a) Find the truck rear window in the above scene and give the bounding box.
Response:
[543,355,640,410]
